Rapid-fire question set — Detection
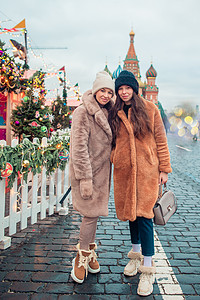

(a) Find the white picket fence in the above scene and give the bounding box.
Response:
[0,137,71,250]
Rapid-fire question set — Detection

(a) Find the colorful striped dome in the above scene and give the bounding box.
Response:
[104,64,112,78]
[146,64,157,78]
[113,64,123,79]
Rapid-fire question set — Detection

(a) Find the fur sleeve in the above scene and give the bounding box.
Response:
[154,106,172,173]
[70,106,93,180]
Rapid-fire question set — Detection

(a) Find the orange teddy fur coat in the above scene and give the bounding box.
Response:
[111,99,172,222]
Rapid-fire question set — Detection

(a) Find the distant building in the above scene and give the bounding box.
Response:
[105,30,159,106]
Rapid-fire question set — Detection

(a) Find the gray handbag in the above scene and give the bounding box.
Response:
[153,183,177,225]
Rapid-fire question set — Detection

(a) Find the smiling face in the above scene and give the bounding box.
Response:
[118,85,133,105]
[95,88,113,105]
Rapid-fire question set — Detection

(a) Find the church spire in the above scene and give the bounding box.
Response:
[123,29,140,79]
[128,29,136,58]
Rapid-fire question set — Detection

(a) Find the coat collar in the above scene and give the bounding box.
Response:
[82,90,112,141]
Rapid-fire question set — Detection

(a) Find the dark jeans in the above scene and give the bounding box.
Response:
[129,217,154,256]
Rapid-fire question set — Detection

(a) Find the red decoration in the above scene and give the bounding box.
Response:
[29,121,40,127]
[1,162,13,178]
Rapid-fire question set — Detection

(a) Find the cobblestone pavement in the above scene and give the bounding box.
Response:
[0,133,200,299]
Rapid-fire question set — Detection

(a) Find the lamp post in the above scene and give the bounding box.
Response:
[24,28,28,66]
[63,68,67,102]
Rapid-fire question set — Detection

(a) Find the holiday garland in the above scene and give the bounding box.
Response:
[0,133,70,188]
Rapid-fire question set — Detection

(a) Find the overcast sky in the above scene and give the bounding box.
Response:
[0,0,199,111]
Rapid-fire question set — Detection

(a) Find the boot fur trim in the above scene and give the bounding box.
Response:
[127,249,143,260]
[89,243,98,262]
[138,261,156,274]
[89,242,97,250]
[76,243,89,251]
[88,243,100,273]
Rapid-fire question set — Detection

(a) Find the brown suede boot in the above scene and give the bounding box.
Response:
[71,244,92,284]
[88,242,100,273]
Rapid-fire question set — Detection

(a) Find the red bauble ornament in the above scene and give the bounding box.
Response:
[50,128,54,132]
[1,162,13,178]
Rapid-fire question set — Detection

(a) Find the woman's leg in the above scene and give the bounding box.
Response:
[79,216,98,250]
[129,219,141,252]
[138,217,154,257]
[89,217,98,244]
[138,217,154,266]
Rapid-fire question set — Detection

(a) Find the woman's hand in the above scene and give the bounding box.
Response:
[159,172,168,184]
[80,178,93,199]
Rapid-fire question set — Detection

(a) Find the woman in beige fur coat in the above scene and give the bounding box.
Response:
[69,71,114,284]
[110,70,172,296]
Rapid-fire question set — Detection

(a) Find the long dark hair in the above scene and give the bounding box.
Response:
[109,92,152,148]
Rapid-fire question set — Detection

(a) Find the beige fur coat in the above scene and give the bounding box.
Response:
[69,90,112,217]
[111,99,172,222]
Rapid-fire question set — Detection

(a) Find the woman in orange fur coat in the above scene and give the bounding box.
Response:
[110,70,172,297]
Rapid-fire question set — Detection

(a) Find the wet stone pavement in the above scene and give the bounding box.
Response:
[0,133,200,299]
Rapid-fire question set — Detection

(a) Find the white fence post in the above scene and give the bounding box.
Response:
[63,163,69,210]
[21,178,28,230]
[9,179,18,236]
[0,179,11,249]
[20,139,30,230]
[9,139,19,235]
[31,138,39,224]
[56,168,62,212]
[40,166,47,219]
[31,173,38,224]
[40,137,48,219]
[59,161,70,215]
[49,173,55,215]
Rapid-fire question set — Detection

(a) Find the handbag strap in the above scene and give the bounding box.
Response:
[158,183,167,199]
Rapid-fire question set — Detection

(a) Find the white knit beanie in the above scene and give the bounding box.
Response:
[92,71,115,96]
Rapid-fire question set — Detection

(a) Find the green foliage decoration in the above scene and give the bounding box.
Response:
[0,133,70,189]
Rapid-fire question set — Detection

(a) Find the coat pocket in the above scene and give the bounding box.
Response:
[112,147,131,169]
[145,147,158,165]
